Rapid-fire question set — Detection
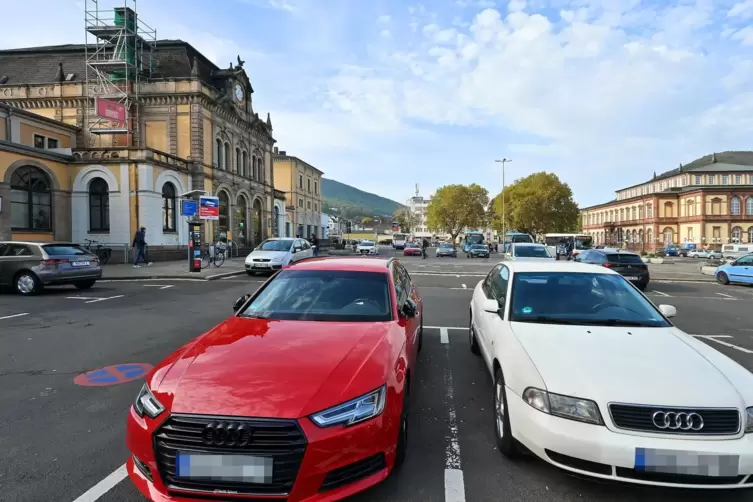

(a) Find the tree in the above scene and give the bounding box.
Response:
[426,184,489,243]
[361,217,373,225]
[489,172,579,236]
[392,208,419,233]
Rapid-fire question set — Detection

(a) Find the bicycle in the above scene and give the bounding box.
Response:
[84,239,112,265]
[200,242,226,268]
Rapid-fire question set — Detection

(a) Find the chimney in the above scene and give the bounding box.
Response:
[711,152,716,163]
[273,146,279,154]
[56,62,65,82]
[679,163,683,171]
[279,150,287,155]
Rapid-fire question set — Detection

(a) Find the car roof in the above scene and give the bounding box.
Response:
[512,242,545,247]
[592,249,640,256]
[0,241,76,246]
[501,260,619,275]
[285,256,392,272]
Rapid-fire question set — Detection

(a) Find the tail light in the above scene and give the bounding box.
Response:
[42,259,68,266]
[602,263,614,268]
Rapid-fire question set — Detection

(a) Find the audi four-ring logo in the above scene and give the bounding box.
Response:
[651,411,705,431]
[201,422,253,446]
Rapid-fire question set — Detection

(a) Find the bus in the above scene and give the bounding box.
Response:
[462,231,485,253]
[392,233,408,250]
[543,233,593,258]
[502,232,534,252]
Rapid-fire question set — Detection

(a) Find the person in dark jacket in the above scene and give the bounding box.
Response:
[421,237,429,259]
[132,227,152,268]
[310,234,319,256]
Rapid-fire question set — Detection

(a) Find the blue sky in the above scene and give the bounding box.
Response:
[2,0,753,207]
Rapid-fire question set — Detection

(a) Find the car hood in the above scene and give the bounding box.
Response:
[510,323,746,408]
[246,250,289,260]
[151,317,395,418]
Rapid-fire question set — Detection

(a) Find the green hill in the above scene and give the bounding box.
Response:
[321,178,405,219]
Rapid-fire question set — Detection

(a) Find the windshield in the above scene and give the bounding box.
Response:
[359,241,374,247]
[514,246,551,258]
[406,243,419,248]
[393,234,407,241]
[239,270,392,322]
[43,245,90,256]
[509,272,671,327]
[256,239,294,252]
[575,237,593,250]
[509,234,534,244]
[471,244,486,250]
[606,253,643,264]
[440,243,454,248]
[466,234,484,244]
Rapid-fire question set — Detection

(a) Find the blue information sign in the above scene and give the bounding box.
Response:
[182,199,198,217]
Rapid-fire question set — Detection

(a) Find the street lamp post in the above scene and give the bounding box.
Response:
[494,158,512,249]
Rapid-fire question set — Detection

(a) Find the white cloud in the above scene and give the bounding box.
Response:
[380,29,392,39]
[377,14,391,24]
[728,0,753,19]
[508,0,526,12]
[732,26,753,45]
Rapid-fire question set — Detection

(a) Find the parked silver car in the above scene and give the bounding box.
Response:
[0,242,102,296]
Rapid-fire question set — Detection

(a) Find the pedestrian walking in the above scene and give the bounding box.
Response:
[132,226,152,268]
[310,234,319,257]
[421,237,429,259]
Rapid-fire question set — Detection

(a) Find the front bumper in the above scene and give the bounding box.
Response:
[245,261,284,272]
[126,398,401,501]
[508,391,753,489]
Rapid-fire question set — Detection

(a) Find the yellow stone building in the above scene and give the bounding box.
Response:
[272,149,324,238]
[580,152,753,251]
[0,38,278,259]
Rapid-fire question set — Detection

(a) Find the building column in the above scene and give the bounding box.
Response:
[0,182,11,240]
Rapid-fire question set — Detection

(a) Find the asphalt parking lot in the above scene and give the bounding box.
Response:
[1,263,752,502]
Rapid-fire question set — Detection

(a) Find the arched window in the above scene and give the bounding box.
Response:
[646,204,653,218]
[241,151,248,177]
[218,190,230,233]
[746,196,753,216]
[686,199,694,216]
[748,227,753,243]
[663,227,674,244]
[10,166,52,230]
[252,157,257,180]
[731,226,742,243]
[223,142,230,170]
[89,178,110,232]
[235,148,241,173]
[162,183,176,232]
[730,196,741,216]
[215,138,222,168]
[258,155,264,183]
[272,205,280,237]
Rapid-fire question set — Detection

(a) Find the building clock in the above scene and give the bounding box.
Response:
[234,84,244,102]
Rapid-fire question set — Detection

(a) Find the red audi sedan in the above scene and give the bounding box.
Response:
[126,257,423,501]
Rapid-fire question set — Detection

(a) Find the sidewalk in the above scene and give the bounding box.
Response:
[101,258,247,281]
[647,263,715,282]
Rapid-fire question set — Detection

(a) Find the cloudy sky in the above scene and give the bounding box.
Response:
[2,0,753,207]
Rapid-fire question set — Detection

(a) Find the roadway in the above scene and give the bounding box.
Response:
[1,255,752,502]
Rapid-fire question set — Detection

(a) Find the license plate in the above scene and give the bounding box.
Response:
[625,276,639,280]
[176,453,274,483]
[635,448,739,477]
[71,261,90,267]
[253,262,269,268]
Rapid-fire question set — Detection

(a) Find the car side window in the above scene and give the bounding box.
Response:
[6,244,33,256]
[736,255,753,266]
[490,266,510,303]
[482,264,502,299]
[293,239,303,251]
[391,264,405,306]
[0,244,8,256]
[577,251,588,261]
[303,241,311,250]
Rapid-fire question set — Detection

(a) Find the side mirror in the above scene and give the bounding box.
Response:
[658,304,676,318]
[233,293,252,312]
[482,298,502,314]
[291,248,297,254]
[402,298,418,318]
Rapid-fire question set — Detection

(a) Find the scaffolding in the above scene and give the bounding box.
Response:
[84,0,156,142]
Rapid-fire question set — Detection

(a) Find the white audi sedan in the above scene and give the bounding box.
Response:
[469,261,753,489]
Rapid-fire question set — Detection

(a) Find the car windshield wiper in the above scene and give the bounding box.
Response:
[240,313,269,320]
[516,316,579,325]
[578,319,657,327]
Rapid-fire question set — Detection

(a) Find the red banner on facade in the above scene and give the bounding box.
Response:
[95,98,126,123]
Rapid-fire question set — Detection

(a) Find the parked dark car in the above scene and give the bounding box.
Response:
[436,242,458,258]
[467,244,490,259]
[0,242,102,296]
[575,249,649,291]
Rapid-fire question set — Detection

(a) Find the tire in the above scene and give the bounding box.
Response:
[14,271,42,296]
[100,249,111,265]
[469,312,480,355]
[74,280,96,290]
[214,252,225,267]
[246,271,256,276]
[202,253,211,269]
[494,368,520,458]
[717,271,730,285]
[393,390,409,471]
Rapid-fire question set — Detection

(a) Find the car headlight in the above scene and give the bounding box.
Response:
[310,385,386,427]
[746,407,753,433]
[523,387,603,425]
[134,383,166,419]
[270,256,284,263]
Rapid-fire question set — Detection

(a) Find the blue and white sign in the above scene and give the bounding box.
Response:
[199,196,220,220]
[181,199,198,217]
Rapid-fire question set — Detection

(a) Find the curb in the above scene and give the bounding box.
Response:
[102,270,248,281]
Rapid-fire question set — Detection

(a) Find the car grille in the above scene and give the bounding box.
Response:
[253,258,271,263]
[154,414,307,496]
[609,404,740,435]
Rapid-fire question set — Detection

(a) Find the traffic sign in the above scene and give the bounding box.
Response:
[199,196,220,220]
[73,363,154,387]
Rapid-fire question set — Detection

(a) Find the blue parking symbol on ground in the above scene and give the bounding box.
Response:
[74,363,154,387]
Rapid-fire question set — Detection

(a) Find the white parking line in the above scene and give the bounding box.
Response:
[442,337,466,502]
[694,335,753,354]
[651,290,670,297]
[715,292,734,299]
[461,284,467,289]
[440,327,449,344]
[0,312,29,321]
[143,284,174,290]
[85,295,125,304]
[426,326,465,330]
[71,463,127,502]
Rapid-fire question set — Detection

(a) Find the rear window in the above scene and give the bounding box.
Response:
[514,246,550,258]
[606,253,643,264]
[239,270,392,322]
[43,245,90,256]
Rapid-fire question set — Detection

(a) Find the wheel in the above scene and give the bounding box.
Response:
[494,368,520,458]
[246,271,256,276]
[14,271,42,296]
[717,271,730,285]
[100,249,111,265]
[214,252,225,267]
[469,312,480,355]
[393,389,409,471]
[637,283,647,292]
[74,280,96,290]
[202,252,211,269]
